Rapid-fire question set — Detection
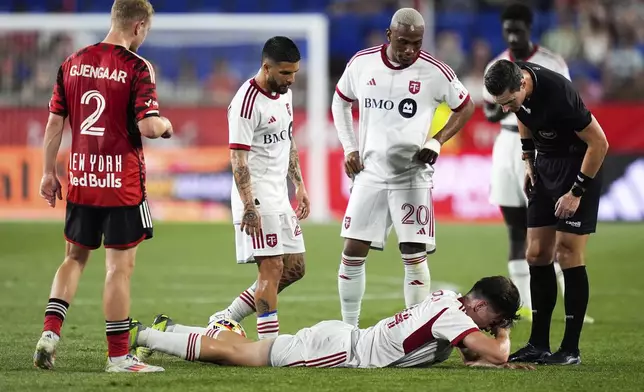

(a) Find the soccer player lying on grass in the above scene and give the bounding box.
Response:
[130,276,533,369]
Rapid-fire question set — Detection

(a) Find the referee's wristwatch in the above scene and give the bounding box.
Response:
[571,184,585,198]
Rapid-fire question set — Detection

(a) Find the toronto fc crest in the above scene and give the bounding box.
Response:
[344,216,351,229]
[266,233,278,248]
[409,81,421,94]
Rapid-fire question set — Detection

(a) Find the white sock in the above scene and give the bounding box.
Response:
[338,253,366,327]
[167,323,210,335]
[554,261,566,297]
[226,281,257,322]
[138,329,202,361]
[508,259,532,310]
[256,310,279,340]
[402,252,431,308]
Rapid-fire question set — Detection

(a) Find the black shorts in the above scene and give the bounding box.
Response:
[64,200,154,249]
[527,156,601,235]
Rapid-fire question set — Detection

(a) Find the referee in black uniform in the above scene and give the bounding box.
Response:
[483,59,608,365]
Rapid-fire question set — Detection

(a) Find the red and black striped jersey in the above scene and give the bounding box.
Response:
[49,42,160,207]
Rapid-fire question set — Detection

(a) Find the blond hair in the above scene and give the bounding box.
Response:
[390,8,425,29]
[111,0,154,27]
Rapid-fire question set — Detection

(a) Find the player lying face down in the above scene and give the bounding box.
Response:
[130,276,533,370]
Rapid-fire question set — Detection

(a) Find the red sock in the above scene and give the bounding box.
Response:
[43,298,69,336]
[106,318,131,358]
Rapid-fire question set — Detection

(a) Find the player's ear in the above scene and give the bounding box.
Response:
[386,29,392,43]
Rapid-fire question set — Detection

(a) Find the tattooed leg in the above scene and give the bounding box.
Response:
[278,253,306,292]
[254,256,283,339]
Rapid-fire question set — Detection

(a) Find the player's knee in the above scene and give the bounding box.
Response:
[105,250,136,278]
[343,238,370,258]
[554,240,583,268]
[64,243,91,268]
[399,242,425,255]
[525,241,554,266]
[258,256,284,282]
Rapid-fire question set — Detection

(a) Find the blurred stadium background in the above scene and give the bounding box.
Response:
[0,0,643,223]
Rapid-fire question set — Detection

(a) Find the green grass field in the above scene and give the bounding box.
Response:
[1,222,643,391]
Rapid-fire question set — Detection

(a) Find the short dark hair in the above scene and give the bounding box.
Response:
[501,3,533,26]
[467,276,521,328]
[484,59,523,96]
[262,36,301,63]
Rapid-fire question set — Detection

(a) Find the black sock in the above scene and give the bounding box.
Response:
[528,264,557,350]
[560,266,589,354]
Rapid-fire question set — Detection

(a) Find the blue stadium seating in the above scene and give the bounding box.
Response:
[5,1,573,82]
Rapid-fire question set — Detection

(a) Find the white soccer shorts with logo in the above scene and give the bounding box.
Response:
[234,210,305,263]
[270,320,358,368]
[340,184,436,252]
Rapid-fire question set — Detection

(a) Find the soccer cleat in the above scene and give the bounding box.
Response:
[517,307,532,322]
[208,309,233,327]
[508,343,551,363]
[136,314,173,361]
[540,348,581,365]
[584,314,595,324]
[128,319,145,353]
[33,331,58,370]
[105,354,165,373]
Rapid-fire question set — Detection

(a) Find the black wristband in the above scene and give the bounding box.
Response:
[575,172,593,188]
[521,138,535,152]
[571,184,585,197]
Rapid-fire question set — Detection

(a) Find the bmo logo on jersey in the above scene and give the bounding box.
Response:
[364,98,418,119]
[263,121,293,145]
[364,98,395,110]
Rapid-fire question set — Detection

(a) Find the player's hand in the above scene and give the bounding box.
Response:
[240,205,262,236]
[554,191,581,219]
[501,362,536,370]
[160,116,173,139]
[39,173,63,208]
[344,151,363,178]
[523,161,536,198]
[417,138,441,165]
[294,185,310,220]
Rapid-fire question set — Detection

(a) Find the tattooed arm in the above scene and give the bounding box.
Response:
[288,140,310,220]
[287,140,304,189]
[230,149,261,235]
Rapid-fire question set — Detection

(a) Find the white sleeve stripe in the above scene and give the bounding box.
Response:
[347,46,381,67]
[240,86,260,120]
[130,51,156,84]
[418,53,455,81]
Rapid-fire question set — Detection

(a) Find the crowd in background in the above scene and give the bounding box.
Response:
[0,0,643,108]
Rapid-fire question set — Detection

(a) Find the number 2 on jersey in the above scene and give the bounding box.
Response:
[80,90,106,136]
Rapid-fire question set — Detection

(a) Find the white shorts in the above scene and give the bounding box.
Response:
[269,320,358,368]
[489,128,527,207]
[234,211,305,263]
[341,184,436,252]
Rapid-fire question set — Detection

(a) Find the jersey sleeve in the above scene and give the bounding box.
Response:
[48,65,68,117]
[132,59,160,121]
[431,307,480,346]
[228,89,259,150]
[335,60,358,102]
[437,72,471,112]
[559,82,592,132]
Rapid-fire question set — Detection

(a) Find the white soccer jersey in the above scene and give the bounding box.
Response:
[355,290,479,368]
[335,44,471,189]
[228,78,294,219]
[483,46,570,127]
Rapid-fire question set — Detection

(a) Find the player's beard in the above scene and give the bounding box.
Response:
[268,76,289,95]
